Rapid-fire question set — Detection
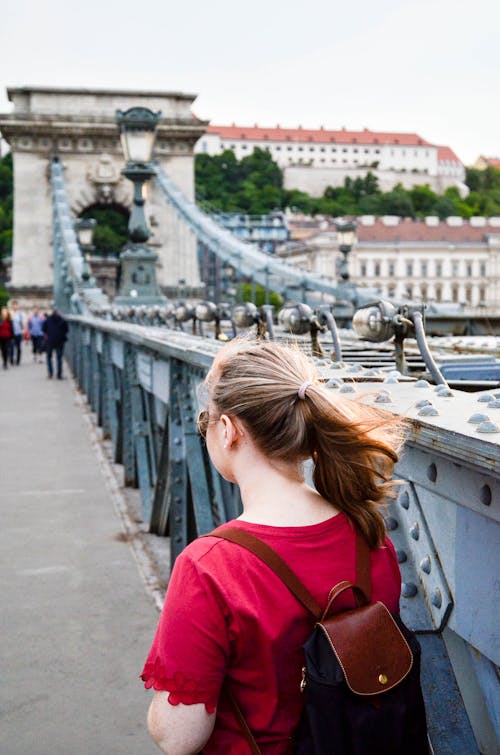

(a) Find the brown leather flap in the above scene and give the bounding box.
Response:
[318,602,413,695]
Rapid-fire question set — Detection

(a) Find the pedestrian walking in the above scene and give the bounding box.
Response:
[8,300,25,366]
[27,306,45,362]
[0,306,14,369]
[141,339,411,754]
[42,304,68,379]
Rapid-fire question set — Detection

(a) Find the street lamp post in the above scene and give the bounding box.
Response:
[335,219,357,283]
[75,217,96,286]
[114,106,166,305]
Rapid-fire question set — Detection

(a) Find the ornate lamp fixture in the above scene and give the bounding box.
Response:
[75,217,96,285]
[335,219,357,283]
[114,107,166,305]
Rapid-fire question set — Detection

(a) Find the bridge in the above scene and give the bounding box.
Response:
[1,87,499,754]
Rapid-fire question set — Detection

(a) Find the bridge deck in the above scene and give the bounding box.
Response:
[0,358,158,754]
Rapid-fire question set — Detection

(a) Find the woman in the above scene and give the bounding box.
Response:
[0,306,14,369]
[141,340,405,754]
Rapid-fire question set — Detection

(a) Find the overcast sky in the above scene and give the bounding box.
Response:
[1,0,499,165]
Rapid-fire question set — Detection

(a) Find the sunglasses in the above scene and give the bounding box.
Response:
[197,408,219,439]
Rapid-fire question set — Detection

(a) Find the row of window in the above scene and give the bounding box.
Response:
[404,284,486,304]
[359,260,487,278]
[222,143,382,155]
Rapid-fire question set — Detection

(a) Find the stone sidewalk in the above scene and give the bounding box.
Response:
[0,355,160,754]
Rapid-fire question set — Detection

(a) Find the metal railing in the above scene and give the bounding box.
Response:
[66,314,499,755]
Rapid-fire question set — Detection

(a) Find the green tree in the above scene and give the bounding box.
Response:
[238,282,283,308]
[380,185,415,217]
[80,206,129,254]
[0,152,13,258]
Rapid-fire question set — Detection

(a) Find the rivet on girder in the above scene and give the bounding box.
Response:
[435,387,454,397]
[487,400,500,409]
[401,583,418,598]
[410,522,420,540]
[477,394,495,403]
[340,385,356,394]
[477,420,500,433]
[418,405,439,417]
[480,484,492,507]
[414,380,430,388]
[383,375,399,384]
[326,378,343,389]
[415,399,432,408]
[399,491,410,509]
[396,549,407,564]
[427,463,437,482]
[420,556,432,574]
[468,413,490,424]
[375,393,392,404]
[385,517,398,531]
[174,438,182,445]
[430,589,442,608]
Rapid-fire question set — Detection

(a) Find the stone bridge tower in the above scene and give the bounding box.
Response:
[0,87,207,306]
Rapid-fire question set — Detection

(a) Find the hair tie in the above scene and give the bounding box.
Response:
[298,381,312,400]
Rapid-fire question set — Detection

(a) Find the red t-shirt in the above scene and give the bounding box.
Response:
[141,513,401,753]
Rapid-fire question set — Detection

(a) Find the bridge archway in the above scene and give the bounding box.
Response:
[0,87,207,306]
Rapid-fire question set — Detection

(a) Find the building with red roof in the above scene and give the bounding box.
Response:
[474,156,500,170]
[279,214,500,308]
[196,124,465,196]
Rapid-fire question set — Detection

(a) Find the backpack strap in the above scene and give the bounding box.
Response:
[208,527,323,619]
[209,525,372,610]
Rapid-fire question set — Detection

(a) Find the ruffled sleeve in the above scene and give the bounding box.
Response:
[140,544,230,714]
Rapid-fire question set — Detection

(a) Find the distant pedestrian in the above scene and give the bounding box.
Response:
[42,305,68,380]
[27,306,45,362]
[0,306,14,369]
[8,300,25,366]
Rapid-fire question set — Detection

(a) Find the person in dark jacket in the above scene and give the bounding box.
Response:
[42,305,68,379]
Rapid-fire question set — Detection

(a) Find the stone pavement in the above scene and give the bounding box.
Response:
[0,354,160,754]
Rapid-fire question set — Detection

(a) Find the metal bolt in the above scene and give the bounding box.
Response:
[375,393,392,404]
[418,405,439,417]
[174,438,182,445]
[326,378,342,389]
[430,589,442,608]
[400,491,410,509]
[487,400,500,409]
[478,394,495,403]
[468,413,490,424]
[415,399,432,408]
[420,556,432,574]
[477,420,500,433]
[396,549,407,564]
[339,384,356,394]
[435,387,454,397]
[410,522,420,540]
[414,380,430,388]
[401,582,418,598]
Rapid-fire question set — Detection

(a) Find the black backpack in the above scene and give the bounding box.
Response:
[210,527,430,755]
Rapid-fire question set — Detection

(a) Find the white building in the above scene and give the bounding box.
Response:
[279,215,500,309]
[196,125,466,196]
